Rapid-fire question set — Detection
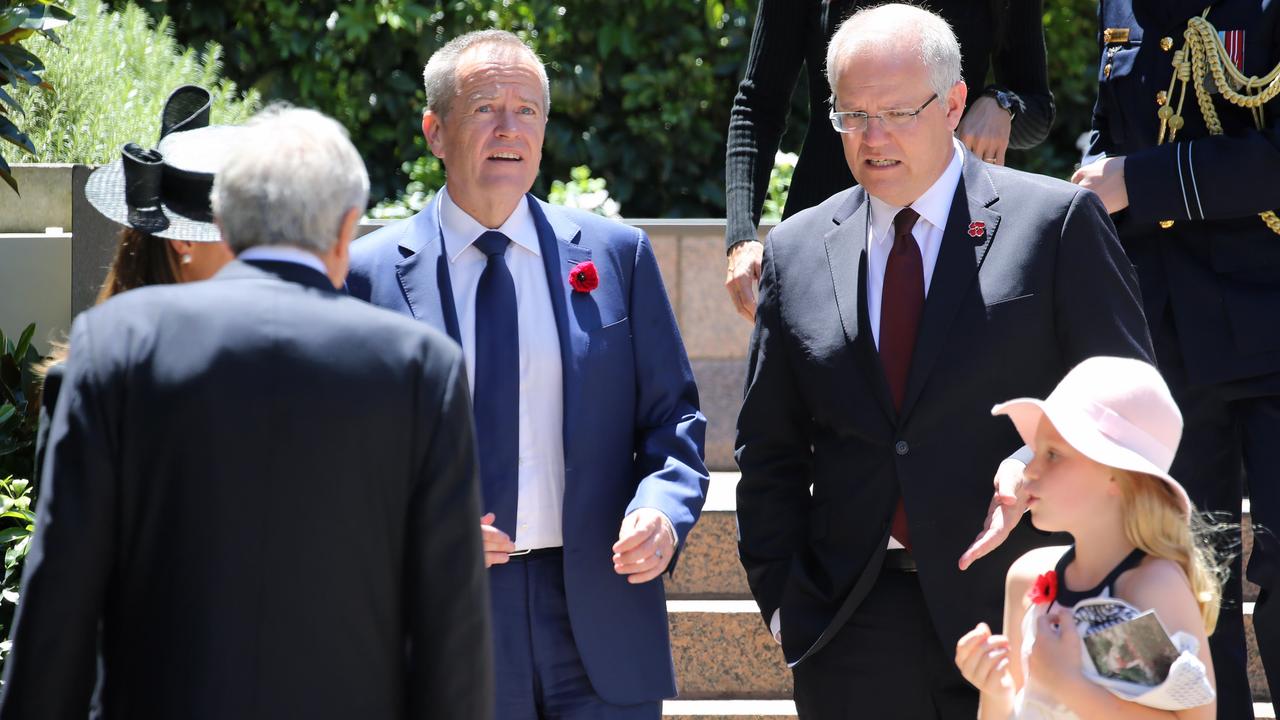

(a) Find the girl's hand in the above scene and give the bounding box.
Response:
[956,622,1015,697]
[1028,611,1083,693]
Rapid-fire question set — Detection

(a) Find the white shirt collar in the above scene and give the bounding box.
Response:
[439,186,540,263]
[237,245,330,276]
[868,137,965,244]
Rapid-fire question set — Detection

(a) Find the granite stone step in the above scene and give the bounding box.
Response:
[667,587,1271,702]
[669,600,791,700]
[663,699,797,718]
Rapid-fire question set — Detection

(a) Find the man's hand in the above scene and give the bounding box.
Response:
[725,240,764,322]
[1070,156,1129,214]
[956,96,1013,166]
[958,458,1028,571]
[480,512,515,568]
[612,508,676,584]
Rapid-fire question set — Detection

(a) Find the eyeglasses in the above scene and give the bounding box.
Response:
[828,94,938,134]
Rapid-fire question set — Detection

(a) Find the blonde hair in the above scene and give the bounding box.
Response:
[1116,469,1229,634]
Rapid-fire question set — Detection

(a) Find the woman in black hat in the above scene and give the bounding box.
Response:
[83,84,244,301]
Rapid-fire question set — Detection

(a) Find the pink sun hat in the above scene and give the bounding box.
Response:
[991,356,1193,518]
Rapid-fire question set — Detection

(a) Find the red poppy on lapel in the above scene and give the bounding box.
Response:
[967,221,986,238]
[1028,570,1057,606]
[569,261,599,293]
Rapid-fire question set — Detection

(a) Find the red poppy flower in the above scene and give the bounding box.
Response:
[1028,570,1057,605]
[967,221,986,238]
[569,261,599,293]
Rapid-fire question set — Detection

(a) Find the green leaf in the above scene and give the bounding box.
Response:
[0,527,28,545]
[0,84,18,113]
[0,405,13,426]
[0,116,36,155]
[0,9,31,38]
[0,509,34,524]
[0,164,14,195]
[13,324,33,366]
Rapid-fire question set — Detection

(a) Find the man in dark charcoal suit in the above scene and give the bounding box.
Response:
[734,5,1154,718]
[0,107,492,720]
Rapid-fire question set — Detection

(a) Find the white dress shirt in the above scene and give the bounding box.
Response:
[865,137,965,350]
[439,188,565,551]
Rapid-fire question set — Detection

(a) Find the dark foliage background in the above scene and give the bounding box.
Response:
[107,0,1098,217]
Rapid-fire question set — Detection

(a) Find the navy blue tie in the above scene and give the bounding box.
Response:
[472,231,520,540]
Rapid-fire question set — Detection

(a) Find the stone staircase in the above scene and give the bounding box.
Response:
[660,473,1275,719]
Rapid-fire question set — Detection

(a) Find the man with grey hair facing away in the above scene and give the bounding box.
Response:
[0,106,492,720]
[349,28,707,720]
[734,5,1153,717]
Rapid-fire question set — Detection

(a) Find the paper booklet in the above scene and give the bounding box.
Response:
[1073,598,1181,687]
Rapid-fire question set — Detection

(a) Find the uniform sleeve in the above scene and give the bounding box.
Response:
[1124,122,1280,226]
[725,0,811,252]
[0,317,117,720]
[404,349,493,720]
[992,0,1055,149]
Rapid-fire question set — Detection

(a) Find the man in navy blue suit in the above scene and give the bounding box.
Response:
[348,29,709,719]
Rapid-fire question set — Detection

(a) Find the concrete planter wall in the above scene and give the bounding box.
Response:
[0,163,769,468]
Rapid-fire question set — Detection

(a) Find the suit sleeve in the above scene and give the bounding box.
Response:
[1052,188,1155,364]
[404,349,493,720]
[724,0,809,251]
[733,234,813,626]
[0,317,116,720]
[624,230,709,562]
[992,0,1055,150]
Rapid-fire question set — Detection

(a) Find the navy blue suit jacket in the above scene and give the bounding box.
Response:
[348,193,709,704]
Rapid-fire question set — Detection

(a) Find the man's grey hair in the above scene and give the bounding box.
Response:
[826,4,963,103]
[212,104,369,254]
[422,29,551,118]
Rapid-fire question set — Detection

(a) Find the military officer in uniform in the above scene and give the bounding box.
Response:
[1071,2,1280,717]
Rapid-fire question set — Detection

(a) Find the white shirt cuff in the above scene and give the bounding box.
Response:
[770,609,782,644]
[1008,445,1034,465]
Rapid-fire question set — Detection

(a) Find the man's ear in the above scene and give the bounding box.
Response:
[945,81,968,132]
[423,110,446,160]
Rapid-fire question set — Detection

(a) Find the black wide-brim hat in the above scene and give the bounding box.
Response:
[84,85,242,242]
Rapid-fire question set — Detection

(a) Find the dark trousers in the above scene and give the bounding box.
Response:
[1154,315,1280,720]
[488,552,661,720]
[791,567,977,720]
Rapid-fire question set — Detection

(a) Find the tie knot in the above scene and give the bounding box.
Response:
[893,207,920,238]
[474,230,511,258]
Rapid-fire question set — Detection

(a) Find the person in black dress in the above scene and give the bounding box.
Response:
[725,0,1055,320]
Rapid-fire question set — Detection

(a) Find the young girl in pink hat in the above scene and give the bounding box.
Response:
[954,356,1225,720]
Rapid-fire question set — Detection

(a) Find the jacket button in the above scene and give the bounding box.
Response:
[1161,37,1174,52]
[895,440,910,456]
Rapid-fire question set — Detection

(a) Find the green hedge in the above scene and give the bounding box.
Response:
[13,0,259,165]
[106,1,1098,217]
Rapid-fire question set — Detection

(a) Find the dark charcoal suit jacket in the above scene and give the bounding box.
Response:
[0,260,492,720]
[736,151,1155,666]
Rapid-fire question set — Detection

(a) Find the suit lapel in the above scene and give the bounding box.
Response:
[825,189,896,422]
[527,196,586,443]
[394,194,462,344]
[899,153,1001,419]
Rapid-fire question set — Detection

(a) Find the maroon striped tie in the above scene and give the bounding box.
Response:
[880,207,923,550]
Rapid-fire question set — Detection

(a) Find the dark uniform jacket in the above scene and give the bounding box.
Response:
[1090,0,1280,386]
